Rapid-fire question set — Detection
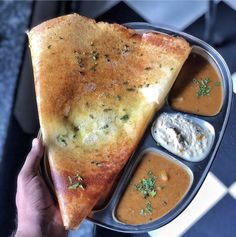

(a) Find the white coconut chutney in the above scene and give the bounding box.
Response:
[152,113,214,162]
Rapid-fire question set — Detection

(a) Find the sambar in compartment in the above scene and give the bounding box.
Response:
[115,152,191,225]
[169,52,223,116]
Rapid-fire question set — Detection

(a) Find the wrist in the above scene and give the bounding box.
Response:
[15,229,42,237]
[16,219,46,237]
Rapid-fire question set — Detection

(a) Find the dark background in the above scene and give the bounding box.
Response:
[0,1,235,237]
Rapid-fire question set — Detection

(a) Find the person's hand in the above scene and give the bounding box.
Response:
[15,138,68,237]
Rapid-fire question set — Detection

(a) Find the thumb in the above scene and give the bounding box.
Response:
[20,138,44,178]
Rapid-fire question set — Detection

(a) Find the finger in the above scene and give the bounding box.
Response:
[20,138,44,177]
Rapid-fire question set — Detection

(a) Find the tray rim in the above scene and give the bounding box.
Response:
[38,22,233,233]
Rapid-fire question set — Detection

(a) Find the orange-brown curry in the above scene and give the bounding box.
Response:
[169,53,223,116]
[116,152,191,225]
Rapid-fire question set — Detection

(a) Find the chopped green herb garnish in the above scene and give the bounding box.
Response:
[89,114,94,119]
[101,124,109,129]
[116,95,121,101]
[68,173,85,190]
[103,108,113,112]
[56,134,67,147]
[74,126,80,131]
[214,81,221,87]
[121,44,130,54]
[76,57,84,68]
[149,190,156,197]
[91,160,102,166]
[68,182,85,190]
[193,77,211,96]
[48,45,52,49]
[170,67,174,71]
[146,201,153,214]
[147,171,153,176]
[75,173,83,181]
[68,176,72,184]
[90,64,97,72]
[120,114,129,121]
[140,209,145,216]
[123,81,129,85]
[134,171,157,198]
[140,201,153,216]
[91,51,99,61]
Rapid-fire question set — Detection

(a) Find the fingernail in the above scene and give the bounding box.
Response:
[32,138,38,147]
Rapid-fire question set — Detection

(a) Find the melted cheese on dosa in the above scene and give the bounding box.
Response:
[28,14,191,229]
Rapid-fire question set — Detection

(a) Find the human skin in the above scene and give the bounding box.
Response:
[14,138,68,237]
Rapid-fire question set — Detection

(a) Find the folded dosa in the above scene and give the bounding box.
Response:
[28,14,191,229]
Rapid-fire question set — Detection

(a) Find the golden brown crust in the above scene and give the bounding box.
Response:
[28,13,191,229]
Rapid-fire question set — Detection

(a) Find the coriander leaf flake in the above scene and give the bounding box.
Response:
[193,77,211,97]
